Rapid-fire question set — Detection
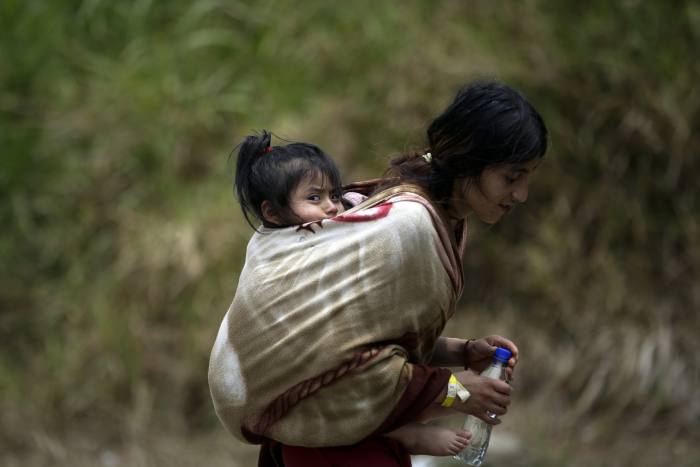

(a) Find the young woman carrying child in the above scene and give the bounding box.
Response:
[225,130,498,456]
[210,80,546,466]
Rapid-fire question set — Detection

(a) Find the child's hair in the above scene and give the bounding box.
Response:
[234,130,343,229]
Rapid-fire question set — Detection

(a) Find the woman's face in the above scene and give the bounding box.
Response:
[447,159,540,224]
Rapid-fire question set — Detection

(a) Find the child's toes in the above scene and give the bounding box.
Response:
[448,443,462,455]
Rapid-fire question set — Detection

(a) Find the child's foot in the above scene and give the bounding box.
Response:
[401,425,472,456]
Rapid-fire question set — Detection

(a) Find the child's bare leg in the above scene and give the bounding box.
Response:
[385,422,471,456]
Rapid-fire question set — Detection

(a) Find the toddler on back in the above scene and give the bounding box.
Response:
[235,130,344,229]
[232,130,471,456]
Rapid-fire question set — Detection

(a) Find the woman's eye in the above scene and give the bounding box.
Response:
[505,175,518,184]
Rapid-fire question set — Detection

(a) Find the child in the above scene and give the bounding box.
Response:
[231,130,471,456]
[235,131,345,229]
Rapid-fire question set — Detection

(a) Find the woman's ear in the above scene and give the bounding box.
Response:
[261,200,282,225]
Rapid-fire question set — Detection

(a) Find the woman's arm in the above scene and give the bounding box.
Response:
[429,337,468,367]
[373,360,514,435]
[431,335,519,376]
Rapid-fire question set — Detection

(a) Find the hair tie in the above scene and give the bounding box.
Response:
[262,146,273,154]
[421,152,432,163]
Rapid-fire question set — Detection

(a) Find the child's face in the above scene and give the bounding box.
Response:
[288,173,345,223]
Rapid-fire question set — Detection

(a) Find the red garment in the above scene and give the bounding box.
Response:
[282,438,411,467]
[258,364,450,467]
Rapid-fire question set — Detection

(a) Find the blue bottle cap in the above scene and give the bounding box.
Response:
[493,347,512,363]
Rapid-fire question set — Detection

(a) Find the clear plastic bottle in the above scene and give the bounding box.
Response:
[454,347,512,466]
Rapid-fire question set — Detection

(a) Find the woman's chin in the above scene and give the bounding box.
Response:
[475,211,504,224]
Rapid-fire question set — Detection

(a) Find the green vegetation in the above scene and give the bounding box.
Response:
[2,1,698,465]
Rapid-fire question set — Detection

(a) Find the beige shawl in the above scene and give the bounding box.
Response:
[208,186,466,447]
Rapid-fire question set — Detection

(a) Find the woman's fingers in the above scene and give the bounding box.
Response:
[486,335,519,362]
[452,371,513,421]
[485,401,508,415]
[477,412,502,425]
[490,379,512,396]
[481,388,509,414]
[490,392,510,408]
[466,396,509,418]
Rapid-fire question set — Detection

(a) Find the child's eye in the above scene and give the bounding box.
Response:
[331,194,341,202]
[307,194,321,202]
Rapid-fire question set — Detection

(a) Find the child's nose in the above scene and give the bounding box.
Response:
[324,199,338,214]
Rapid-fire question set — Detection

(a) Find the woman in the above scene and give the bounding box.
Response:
[280,81,547,466]
[209,81,547,466]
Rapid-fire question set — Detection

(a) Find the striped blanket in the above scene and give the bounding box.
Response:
[208,185,466,447]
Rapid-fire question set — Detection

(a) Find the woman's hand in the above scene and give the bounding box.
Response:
[451,370,512,425]
[465,335,519,382]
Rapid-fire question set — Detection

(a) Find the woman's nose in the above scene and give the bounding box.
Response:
[513,180,529,203]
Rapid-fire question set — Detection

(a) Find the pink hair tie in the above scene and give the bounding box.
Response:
[262,146,273,154]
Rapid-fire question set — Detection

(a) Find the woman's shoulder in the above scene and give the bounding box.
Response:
[335,185,434,227]
[344,182,433,208]
[375,184,444,222]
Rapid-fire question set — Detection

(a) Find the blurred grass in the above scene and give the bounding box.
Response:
[1,0,699,465]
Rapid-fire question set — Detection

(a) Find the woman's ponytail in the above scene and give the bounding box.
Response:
[378,148,456,204]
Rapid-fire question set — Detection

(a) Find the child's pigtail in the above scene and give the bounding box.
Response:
[235,130,273,229]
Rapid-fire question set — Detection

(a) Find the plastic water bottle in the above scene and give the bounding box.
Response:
[454,347,512,466]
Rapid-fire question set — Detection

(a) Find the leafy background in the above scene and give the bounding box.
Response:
[2,1,698,466]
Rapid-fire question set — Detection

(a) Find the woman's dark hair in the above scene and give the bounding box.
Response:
[383,81,548,203]
[234,130,343,229]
